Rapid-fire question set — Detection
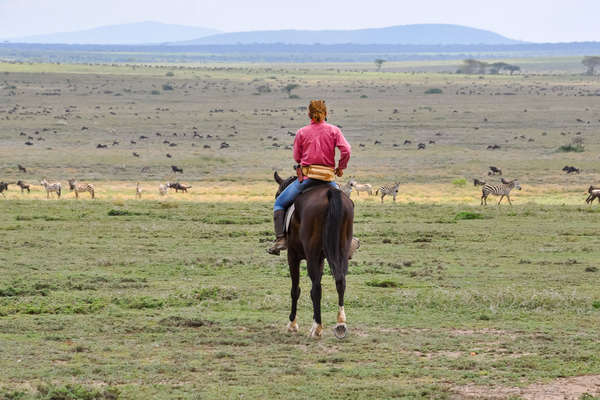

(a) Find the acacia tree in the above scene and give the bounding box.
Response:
[582,56,600,75]
[374,58,386,71]
[283,83,299,98]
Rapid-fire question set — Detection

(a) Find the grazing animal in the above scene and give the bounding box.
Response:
[96,144,107,148]
[171,165,183,173]
[481,179,521,206]
[417,143,426,150]
[168,182,191,192]
[136,182,142,199]
[132,152,140,157]
[349,179,373,196]
[376,183,400,204]
[16,180,30,193]
[563,166,580,174]
[273,172,354,339]
[0,182,8,197]
[489,166,502,175]
[68,179,95,199]
[17,164,27,173]
[586,186,600,204]
[473,178,486,186]
[158,184,168,196]
[340,181,353,197]
[40,179,61,198]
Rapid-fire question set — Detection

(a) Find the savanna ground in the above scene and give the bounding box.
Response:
[1,58,600,399]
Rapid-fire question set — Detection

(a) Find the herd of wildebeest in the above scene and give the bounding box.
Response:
[1,163,599,205]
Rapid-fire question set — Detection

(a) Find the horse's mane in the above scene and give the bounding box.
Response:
[275,176,296,199]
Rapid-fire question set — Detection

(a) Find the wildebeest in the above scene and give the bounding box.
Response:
[473,178,486,186]
[273,171,354,338]
[417,143,426,150]
[96,144,107,149]
[489,166,502,175]
[168,182,191,192]
[18,164,27,173]
[0,182,8,197]
[132,152,140,157]
[16,180,30,193]
[563,166,580,174]
[171,165,183,173]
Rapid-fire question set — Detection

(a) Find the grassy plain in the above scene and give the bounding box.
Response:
[1,61,600,399]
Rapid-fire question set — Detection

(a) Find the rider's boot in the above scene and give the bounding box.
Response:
[267,210,287,255]
[348,237,360,259]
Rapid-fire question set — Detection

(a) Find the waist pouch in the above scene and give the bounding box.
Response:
[301,165,335,182]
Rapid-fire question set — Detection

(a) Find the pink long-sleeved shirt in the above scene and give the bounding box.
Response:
[293,121,351,170]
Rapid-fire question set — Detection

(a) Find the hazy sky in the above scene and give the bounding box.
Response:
[1,0,599,42]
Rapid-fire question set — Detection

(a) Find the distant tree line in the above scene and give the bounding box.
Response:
[457,59,521,75]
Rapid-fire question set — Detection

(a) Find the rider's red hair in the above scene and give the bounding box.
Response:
[309,100,327,122]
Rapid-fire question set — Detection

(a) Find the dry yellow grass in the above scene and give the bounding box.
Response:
[3,181,591,205]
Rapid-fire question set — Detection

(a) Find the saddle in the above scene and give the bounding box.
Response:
[284,179,330,233]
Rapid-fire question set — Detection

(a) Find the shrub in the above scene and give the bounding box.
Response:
[165,71,174,77]
[162,84,174,91]
[425,88,443,94]
[366,279,400,288]
[452,178,467,187]
[557,144,584,153]
[455,212,485,220]
[150,90,161,95]
[360,94,368,98]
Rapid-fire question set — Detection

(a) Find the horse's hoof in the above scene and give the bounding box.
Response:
[334,323,347,339]
[287,319,299,333]
[309,322,323,338]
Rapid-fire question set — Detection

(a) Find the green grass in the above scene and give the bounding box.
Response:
[1,200,600,398]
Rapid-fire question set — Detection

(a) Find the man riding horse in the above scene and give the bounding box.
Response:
[268,100,353,255]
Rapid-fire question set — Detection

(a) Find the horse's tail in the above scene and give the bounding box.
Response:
[324,188,346,281]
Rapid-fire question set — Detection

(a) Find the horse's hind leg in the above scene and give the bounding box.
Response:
[308,257,324,338]
[334,261,348,339]
[287,251,301,333]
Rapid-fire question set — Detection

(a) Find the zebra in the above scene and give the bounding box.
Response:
[136,182,143,199]
[586,186,600,204]
[481,179,521,206]
[340,181,353,197]
[349,179,373,196]
[159,183,169,196]
[376,182,400,204]
[40,179,61,198]
[16,180,30,193]
[68,179,95,199]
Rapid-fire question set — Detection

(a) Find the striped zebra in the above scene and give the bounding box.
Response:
[340,181,353,197]
[349,179,373,196]
[481,179,521,206]
[68,179,95,199]
[40,179,61,199]
[375,182,400,204]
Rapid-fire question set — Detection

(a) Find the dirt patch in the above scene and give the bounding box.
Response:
[453,375,600,399]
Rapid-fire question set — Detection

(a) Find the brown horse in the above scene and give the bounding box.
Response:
[274,171,354,339]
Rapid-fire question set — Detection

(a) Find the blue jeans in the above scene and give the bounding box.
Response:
[274,179,339,211]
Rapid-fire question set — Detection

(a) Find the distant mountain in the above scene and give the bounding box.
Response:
[5,21,220,45]
[174,24,522,46]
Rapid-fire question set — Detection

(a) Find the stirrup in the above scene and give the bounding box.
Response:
[267,238,287,255]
